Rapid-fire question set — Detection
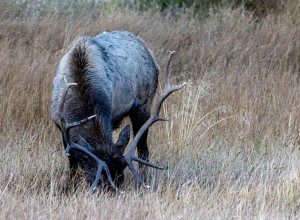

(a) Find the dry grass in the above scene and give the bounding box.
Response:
[1,4,300,219]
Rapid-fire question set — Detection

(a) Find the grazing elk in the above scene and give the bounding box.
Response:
[51,31,185,191]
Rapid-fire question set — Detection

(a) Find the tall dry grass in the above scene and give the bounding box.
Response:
[1,3,300,219]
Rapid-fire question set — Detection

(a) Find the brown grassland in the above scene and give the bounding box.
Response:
[1,1,300,219]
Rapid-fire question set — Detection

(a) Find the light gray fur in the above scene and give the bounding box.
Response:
[51,31,159,128]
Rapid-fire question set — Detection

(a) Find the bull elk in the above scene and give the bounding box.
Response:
[50,31,185,191]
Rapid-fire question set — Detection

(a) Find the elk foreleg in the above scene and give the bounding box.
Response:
[129,101,150,162]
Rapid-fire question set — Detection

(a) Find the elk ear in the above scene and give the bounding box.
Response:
[115,124,130,154]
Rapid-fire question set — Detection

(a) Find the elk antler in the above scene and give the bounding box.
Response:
[59,81,120,192]
[123,51,186,187]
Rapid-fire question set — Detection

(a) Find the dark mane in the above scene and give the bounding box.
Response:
[69,37,92,114]
[67,38,113,157]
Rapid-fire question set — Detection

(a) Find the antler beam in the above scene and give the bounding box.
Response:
[124,51,186,187]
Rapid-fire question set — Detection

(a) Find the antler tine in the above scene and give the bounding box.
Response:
[164,51,175,86]
[124,51,186,187]
[59,82,77,126]
[59,81,121,192]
